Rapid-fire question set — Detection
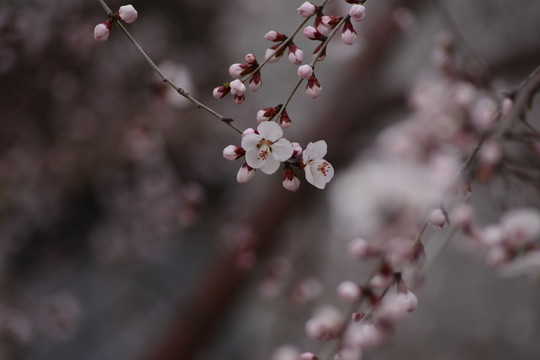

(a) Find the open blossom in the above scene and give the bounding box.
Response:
[117,4,138,23]
[297,1,317,17]
[302,140,334,189]
[241,122,293,175]
[94,21,112,41]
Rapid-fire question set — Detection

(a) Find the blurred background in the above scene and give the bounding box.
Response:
[1,0,540,359]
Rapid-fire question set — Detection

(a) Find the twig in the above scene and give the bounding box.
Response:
[97,0,244,135]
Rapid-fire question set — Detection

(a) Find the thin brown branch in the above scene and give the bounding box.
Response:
[97,0,244,135]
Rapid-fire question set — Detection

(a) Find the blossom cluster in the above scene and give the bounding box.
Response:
[216,1,370,190]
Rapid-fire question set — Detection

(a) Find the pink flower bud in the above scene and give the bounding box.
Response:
[303,26,324,40]
[249,72,262,92]
[265,43,285,63]
[280,111,291,128]
[297,1,317,17]
[242,128,257,137]
[282,167,300,192]
[288,44,303,65]
[347,238,379,259]
[245,53,258,65]
[450,204,475,228]
[257,106,280,123]
[229,79,246,96]
[237,162,255,183]
[502,97,513,116]
[341,22,357,45]
[228,63,251,78]
[312,44,326,61]
[117,4,138,23]
[264,30,287,42]
[299,352,318,360]
[297,65,313,79]
[94,21,111,42]
[346,322,383,349]
[233,94,245,104]
[305,306,345,340]
[427,208,446,230]
[369,273,393,288]
[213,85,230,99]
[306,74,322,98]
[291,142,303,159]
[336,281,360,304]
[321,15,342,28]
[223,145,245,161]
[349,4,366,22]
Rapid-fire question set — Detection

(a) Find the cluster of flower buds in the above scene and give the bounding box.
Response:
[301,242,419,360]
[213,53,262,104]
[454,207,540,277]
[94,4,138,41]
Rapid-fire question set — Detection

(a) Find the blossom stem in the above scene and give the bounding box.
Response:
[97,0,243,135]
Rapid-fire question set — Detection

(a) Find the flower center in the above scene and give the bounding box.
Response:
[317,161,330,176]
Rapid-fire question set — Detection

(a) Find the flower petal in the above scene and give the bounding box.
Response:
[260,156,281,174]
[245,144,271,169]
[305,159,334,189]
[258,121,283,142]
[271,138,294,162]
[241,134,262,151]
[303,140,328,163]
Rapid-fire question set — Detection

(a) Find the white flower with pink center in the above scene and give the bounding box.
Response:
[241,122,293,175]
[302,140,334,189]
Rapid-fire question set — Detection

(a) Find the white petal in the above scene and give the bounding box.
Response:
[303,140,327,162]
[271,138,293,162]
[257,121,283,142]
[260,156,281,174]
[305,160,334,189]
[245,145,270,169]
[241,134,262,151]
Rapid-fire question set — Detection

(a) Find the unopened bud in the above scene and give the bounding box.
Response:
[94,21,112,41]
[117,4,138,23]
